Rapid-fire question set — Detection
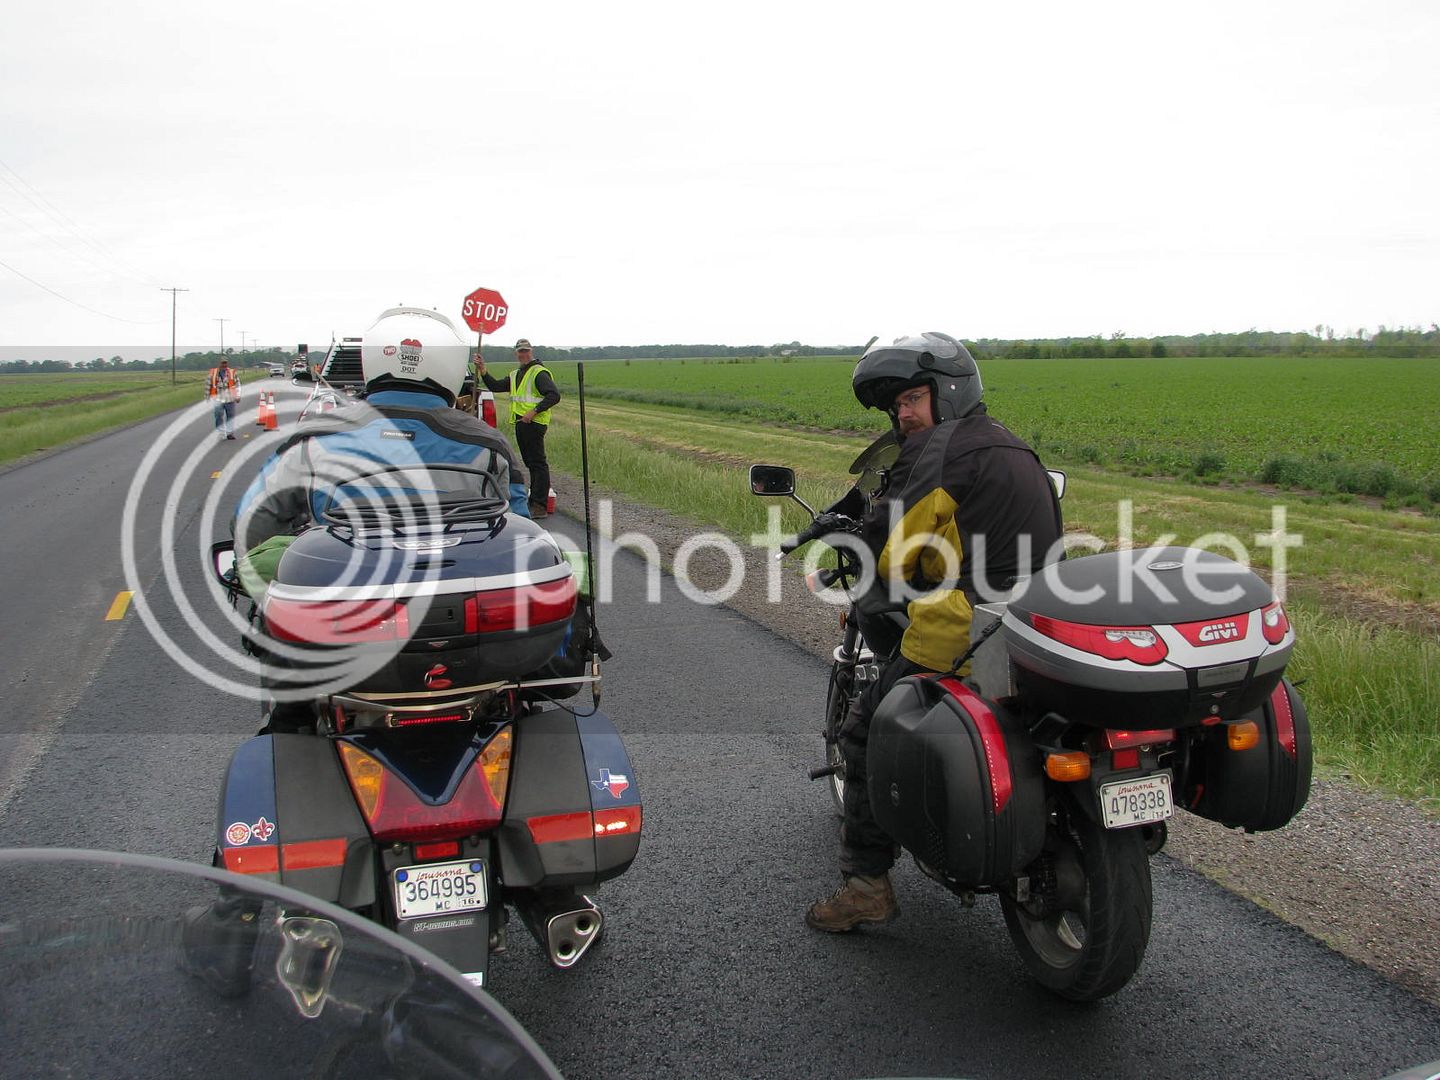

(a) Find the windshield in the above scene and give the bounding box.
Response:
[0,849,562,1080]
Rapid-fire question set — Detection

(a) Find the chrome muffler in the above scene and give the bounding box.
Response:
[515,893,604,969]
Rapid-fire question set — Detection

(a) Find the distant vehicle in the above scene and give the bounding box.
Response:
[267,363,286,378]
[290,357,309,378]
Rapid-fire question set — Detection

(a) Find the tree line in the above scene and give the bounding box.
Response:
[5,325,1439,375]
[0,348,291,374]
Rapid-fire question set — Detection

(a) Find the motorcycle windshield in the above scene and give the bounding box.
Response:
[0,848,563,1080]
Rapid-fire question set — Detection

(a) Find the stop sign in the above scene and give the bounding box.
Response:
[462,287,508,334]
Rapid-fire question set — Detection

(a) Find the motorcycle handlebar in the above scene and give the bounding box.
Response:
[780,512,860,556]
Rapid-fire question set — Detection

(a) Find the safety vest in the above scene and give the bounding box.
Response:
[509,362,553,425]
[207,367,239,401]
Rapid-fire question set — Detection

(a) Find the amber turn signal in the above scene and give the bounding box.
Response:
[1045,751,1092,781]
[1227,721,1261,751]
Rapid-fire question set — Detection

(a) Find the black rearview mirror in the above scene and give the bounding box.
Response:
[749,465,796,497]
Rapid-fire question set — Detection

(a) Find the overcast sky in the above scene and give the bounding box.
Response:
[1,0,1436,356]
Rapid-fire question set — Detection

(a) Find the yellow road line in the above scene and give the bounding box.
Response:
[211,471,222,479]
[104,591,133,621]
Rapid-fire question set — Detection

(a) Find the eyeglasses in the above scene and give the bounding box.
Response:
[892,387,930,411]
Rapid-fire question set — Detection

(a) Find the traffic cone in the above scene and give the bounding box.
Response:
[255,393,268,426]
[547,487,557,514]
[264,392,279,431]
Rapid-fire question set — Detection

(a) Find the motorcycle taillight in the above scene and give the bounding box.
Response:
[337,730,512,843]
[1030,614,1169,666]
[463,577,576,633]
[266,597,410,644]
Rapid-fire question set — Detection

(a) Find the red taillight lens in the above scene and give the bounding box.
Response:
[391,712,468,728]
[482,397,497,427]
[413,840,460,861]
[527,805,643,844]
[266,597,410,644]
[1104,728,1176,748]
[338,732,511,843]
[463,577,577,633]
[1030,614,1169,666]
[1261,601,1290,644]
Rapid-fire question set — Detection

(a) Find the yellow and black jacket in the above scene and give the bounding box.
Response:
[872,408,1063,672]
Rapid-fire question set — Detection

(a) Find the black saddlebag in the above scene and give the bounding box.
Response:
[869,676,1045,887]
[1183,678,1312,832]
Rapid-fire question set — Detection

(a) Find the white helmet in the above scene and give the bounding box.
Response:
[360,306,469,400]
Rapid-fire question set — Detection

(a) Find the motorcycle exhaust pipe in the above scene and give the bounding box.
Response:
[514,892,604,969]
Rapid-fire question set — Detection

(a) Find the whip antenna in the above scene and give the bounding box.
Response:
[577,361,610,705]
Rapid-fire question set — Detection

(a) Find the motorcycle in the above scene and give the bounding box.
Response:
[752,437,1313,1000]
[207,458,639,991]
[0,847,563,1079]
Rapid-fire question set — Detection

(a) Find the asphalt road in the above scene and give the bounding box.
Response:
[1,397,1437,1080]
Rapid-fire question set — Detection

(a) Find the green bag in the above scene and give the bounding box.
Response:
[238,534,296,600]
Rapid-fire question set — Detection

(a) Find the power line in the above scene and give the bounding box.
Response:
[0,156,159,288]
[0,255,161,324]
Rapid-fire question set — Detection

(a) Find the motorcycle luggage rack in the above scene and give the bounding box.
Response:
[317,464,509,535]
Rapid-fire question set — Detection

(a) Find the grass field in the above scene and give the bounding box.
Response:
[554,355,1440,508]
[540,392,1440,806]
[0,371,211,465]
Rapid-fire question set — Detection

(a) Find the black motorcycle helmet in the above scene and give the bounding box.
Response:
[852,332,983,432]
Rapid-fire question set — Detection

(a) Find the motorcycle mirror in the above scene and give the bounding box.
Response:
[211,540,238,590]
[1047,470,1067,500]
[749,464,796,497]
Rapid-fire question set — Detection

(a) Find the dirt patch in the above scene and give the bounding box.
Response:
[0,386,156,415]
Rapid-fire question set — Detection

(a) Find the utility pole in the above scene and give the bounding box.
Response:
[239,330,250,368]
[215,318,229,365]
[160,287,188,384]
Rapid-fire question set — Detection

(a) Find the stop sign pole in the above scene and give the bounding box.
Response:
[461,286,509,372]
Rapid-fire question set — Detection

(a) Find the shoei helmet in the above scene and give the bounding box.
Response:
[360,307,469,401]
[852,332,983,427]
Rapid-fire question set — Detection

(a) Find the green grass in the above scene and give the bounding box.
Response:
[0,373,209,464]
[546,400,1440,805]
[554,354,1440,507]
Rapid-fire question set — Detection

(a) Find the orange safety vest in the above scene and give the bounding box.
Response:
[207,367,239,400]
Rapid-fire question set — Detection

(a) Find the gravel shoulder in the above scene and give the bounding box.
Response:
[553,472,1440,1008]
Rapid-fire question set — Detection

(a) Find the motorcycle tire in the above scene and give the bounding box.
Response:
[999,795,1152,1002]
[821,664,851,816]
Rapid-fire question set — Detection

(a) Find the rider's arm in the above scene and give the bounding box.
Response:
[232,442,314,553]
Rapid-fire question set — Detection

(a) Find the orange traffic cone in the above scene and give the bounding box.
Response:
[255,393,268,426]
[547,487,557,515]
[264,391,279,431]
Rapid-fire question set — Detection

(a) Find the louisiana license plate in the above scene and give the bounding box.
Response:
[1099,773,1174,829]
[392,859,488,921]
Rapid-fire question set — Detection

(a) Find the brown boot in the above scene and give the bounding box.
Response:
[804,874,898,933]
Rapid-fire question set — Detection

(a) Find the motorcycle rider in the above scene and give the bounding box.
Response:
[231,305,530,732]
[805,332,1064,933]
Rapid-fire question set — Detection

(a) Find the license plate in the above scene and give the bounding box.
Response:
[1099,773,1174,829]
[392,859,488,920]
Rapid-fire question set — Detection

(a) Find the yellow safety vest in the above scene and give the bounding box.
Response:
[509,363,553,425]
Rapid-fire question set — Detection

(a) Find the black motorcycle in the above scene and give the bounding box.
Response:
[208,462,638,991]
[753,439,1312,1000]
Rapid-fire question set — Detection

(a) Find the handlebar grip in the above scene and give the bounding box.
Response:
[781,518,824,555]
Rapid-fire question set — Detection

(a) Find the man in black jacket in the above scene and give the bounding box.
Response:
[806,332,1064,933]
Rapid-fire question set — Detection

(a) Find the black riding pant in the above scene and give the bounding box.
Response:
[514,422,550,509]
[838,655,930,878]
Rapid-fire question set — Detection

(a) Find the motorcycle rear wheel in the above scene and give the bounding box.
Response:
[822,665,850,816]
[999,797,1152,1001]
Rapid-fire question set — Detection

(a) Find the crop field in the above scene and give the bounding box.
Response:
[554,354,1440,507]
[0,370,209,465]
[536,369,1440,805]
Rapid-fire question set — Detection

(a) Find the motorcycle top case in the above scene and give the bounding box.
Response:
[1184,677,1313,832]
[868,676,1045,888]
[265,515,576,695]
[1002,546,1294,729]
[495,707,642,889]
